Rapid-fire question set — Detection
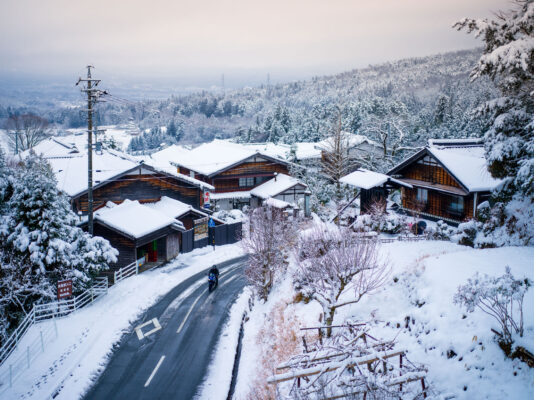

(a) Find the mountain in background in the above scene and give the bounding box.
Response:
[0,48,496,159]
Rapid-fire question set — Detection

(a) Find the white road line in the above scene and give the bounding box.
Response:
[144,355,165,388]
[176,288,208,333]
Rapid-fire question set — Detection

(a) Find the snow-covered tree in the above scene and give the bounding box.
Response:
[454,0,534,245]
[294,225,389,337]
[0,153,117,344]
[4,153,117,291]
[454,267,531,351]
[242,205,297,301]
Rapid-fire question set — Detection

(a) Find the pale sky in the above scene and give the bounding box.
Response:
[0,0,511,87]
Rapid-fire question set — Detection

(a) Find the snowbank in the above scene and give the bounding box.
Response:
[236,241,534,399]
[196,287,252,400]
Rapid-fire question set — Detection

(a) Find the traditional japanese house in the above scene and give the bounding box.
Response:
[92,200,185,270]
[250,173,309,212]
[340,169,412,214]
[387,139,502,223]
[151,140,291,210]
[28,145,214,213]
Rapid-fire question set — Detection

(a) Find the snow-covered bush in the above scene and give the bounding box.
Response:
[425,220,456,240]
[242,205,297,301]
[453,267,531,353]
[352,207,408,235]
[212,209,245,223]
[454,200,534,247]
[294,225,389,337]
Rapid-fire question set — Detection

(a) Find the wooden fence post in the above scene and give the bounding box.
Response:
[302,336,308,353]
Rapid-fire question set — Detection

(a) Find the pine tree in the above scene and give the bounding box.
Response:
[455,0,534,245]
[5,153,117,290]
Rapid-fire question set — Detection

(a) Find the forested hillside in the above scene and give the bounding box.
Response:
[0,48,497,154]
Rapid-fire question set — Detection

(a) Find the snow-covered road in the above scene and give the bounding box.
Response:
[83,257,247,399]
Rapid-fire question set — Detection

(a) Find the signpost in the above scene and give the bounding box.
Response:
[57,279,73,300]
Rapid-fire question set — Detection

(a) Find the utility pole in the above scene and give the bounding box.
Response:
[76,66,103,235]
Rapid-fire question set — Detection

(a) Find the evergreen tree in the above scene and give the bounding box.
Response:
[455,0,534,245]
[5,153,117,291]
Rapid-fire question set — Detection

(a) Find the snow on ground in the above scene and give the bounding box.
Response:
[235,241,534,399]
[196,287,253,400]
[0,243,244,400]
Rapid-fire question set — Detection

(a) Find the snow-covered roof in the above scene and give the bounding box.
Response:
[250,173,306,199]
[427,145,502,192]
[47,150,139,197]
[22,136,213,195]
[145,196,207,219]
[340,169,411,190]
[95,200,183,239]
[210,191,251,200]
[316,132,380,151]
[153,139,288,177]
[263,197,293,209]
[142,158,215,191]
[20,137,81,158]
[388,140,503,192]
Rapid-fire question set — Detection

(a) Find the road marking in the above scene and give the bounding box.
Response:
[144,355,165,387]
[176,288,207,333]
[135,318,161,340]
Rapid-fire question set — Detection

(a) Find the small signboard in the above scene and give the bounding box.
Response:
[57,279,73,300]
[203,191,211,206]
[194,216,209,241]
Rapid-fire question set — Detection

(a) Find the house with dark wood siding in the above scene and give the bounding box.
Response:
[31,147,213,213]
[151,140,291,210]
[387,139,502,223]
[92,200,185,271]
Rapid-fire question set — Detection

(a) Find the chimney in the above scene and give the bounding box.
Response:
[274,172,278,181]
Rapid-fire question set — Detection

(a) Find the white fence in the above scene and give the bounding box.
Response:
[0,277,108,390]
[113,256,145,284]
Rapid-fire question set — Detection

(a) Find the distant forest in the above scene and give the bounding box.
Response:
[0,48,496,156]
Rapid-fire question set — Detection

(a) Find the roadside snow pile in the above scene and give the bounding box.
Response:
[0,244,244,400]
[235,241,534,399]
[196,287,253,400]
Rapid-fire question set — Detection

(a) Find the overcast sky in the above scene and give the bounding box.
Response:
[0,0,511,87]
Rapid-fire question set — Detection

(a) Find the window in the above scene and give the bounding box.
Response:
[416,188,428,204]
[239,177,255,187]
[449,196,464,214]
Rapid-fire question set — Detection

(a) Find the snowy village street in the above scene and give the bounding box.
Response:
[84,256,246,400]
[1,1,533,399]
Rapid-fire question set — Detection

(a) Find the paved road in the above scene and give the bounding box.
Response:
[83,257,247,400]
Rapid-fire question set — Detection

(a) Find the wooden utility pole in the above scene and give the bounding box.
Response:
[76,66,102,235]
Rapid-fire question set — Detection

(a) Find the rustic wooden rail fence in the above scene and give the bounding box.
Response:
[0,277,108,391]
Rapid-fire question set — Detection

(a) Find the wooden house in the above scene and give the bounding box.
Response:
[340,169,412,214]
[41,149,213,214]
[92,200,185,270]
[250,173,309,210]
[387,139,502,223]
[151,140,291,210]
